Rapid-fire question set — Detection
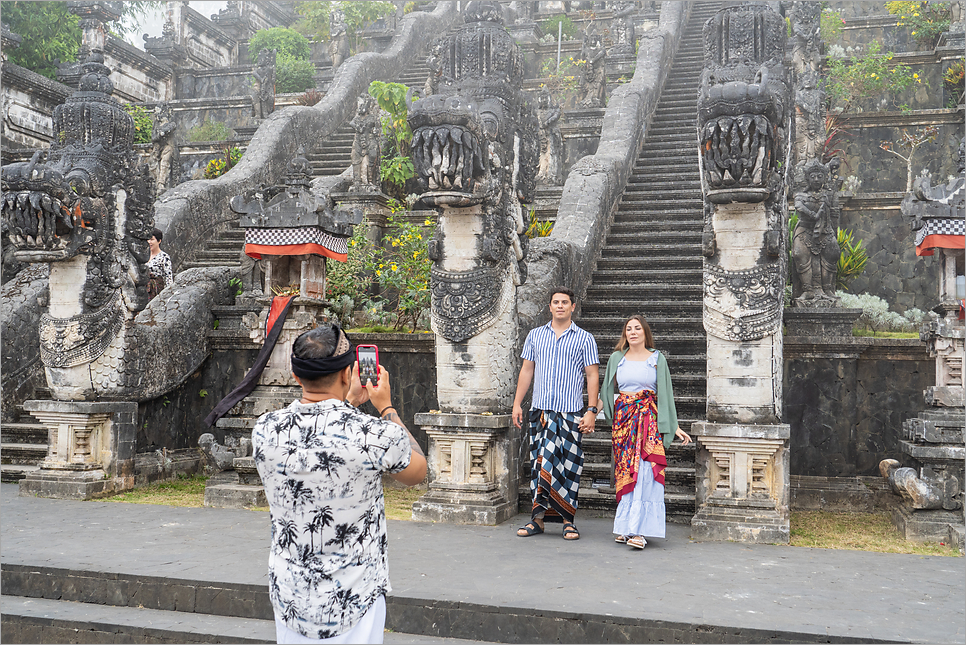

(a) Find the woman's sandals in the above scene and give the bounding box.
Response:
[614,535,627,544]
[627,536,647,549]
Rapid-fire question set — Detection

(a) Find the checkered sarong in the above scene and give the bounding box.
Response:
[528,409,583,524]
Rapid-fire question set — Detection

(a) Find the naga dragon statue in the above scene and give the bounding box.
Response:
[408,1,538,411]
[697,4,791,424]
[1,51,231,402]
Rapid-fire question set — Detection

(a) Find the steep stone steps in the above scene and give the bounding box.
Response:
[0,421,47,483]
[569,2,718,524]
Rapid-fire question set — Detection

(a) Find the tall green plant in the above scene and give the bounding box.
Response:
[836,228,869,291]
[123,104,153,144]
[886,1,952,49]
[368,80,415,195]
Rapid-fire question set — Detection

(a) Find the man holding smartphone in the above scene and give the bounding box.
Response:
[252,323,426,644]
[512,287,600,542]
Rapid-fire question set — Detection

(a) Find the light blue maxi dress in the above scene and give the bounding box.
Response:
[612,353,667,539]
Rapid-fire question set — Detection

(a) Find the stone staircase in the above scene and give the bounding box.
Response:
[0,388,52,483]
[570,2,718,524]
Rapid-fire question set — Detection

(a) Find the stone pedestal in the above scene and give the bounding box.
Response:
[691,422,790,544]
[412,413,518,525]
[19,400,137,500]
[330,190,391,242]
[204,456,268,509]
[561,108,604,172]
[606,52,636,75]
[784,308,862,340]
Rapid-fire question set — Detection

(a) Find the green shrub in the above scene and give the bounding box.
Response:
[540,14,578,40]
[248,27,311,62]
[187,120,234,143]
[836,228,869,291]
[368,81,414,195]
[886,1,952,49]
[525,209,553,238]
[820,7,846,43]
[824,42,924,112]
[837,291,925,335]
[123,104,153,144]
[276,52,316,93]
[204,147,243,179]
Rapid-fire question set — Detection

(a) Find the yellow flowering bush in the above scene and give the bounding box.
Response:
[886,1,951,49]
[325,202,436,331]
[825,42,923,112]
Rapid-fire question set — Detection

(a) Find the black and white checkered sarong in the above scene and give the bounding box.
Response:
[528,409,583,524]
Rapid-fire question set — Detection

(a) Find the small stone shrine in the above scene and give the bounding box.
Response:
[882,143,966,548]
[203,150,360,507]
[691,4,793,544]
[407,1,538,525]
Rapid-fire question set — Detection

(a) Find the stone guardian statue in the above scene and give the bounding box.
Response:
[251,48,276,120]
[576,25,607,109]
[535,88,563,186]
[328,7,349,71]
[151,101,179,198]
[349,93,382,192]
[791,158,841,306]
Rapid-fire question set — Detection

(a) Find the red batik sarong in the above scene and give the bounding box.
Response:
[612,390,666,503]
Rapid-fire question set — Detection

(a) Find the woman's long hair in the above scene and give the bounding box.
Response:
[615,314,654,351]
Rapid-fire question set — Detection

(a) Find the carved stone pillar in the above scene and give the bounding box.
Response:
[19,400,137,500]
[692,4,792,544]
[412,413,518,525]
[407,3,537,524]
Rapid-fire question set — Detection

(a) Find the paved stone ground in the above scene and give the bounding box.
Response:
[1,484,963,644]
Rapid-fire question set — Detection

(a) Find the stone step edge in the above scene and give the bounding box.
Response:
[0,595,273,645]
[0,568,888,645]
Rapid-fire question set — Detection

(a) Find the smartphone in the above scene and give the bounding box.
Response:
[356,345,379,387]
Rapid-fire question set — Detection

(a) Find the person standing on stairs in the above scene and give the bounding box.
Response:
[146,228,174,300]
[598,315,691,550]
[513,288,600,541]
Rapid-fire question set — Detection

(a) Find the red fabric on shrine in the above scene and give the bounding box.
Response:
[245,243,348,262]
[266,296,294,336]
[916,234,965,257]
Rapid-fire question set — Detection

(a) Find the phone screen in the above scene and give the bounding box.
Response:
[357,345,379,386]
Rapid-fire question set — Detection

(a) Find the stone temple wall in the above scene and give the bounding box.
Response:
[784,338,934,478]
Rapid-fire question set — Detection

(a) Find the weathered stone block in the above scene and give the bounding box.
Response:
[412,413,518,525]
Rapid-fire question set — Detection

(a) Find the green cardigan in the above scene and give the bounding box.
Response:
[600,349,678,449]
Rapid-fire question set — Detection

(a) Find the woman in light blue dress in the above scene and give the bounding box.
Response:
[598,315,691,549]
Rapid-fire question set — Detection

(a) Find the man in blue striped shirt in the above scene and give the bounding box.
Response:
[512,288,600,541]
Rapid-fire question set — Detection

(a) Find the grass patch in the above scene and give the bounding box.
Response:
[101,474,209,508]
[384,485,425,521]
[791,511,961,556]
[852,329,919,338]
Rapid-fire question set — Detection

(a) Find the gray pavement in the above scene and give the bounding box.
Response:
[2,484,964,644]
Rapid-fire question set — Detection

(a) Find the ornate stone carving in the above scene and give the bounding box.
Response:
[703,263,784,342]
[151,102,179,197]
[880,459,962,511]
[409,0,537,349]
[349,93,381,192]
[609,2,637,57]
[535,88,563,186]
[39,290,125,368]
[576,24,607,108]
[791,157,842,306]
[328,7,349,70]
[251,48,276,120]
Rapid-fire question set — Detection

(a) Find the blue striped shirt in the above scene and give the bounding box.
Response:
[521,322,599,413]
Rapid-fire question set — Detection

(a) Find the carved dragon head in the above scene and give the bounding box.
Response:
[697,5,789,204]
[1,51,151,313]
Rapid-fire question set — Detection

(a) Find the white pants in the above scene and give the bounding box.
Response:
[274,595,386,644]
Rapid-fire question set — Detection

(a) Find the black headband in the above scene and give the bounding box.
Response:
[291,325,355,380]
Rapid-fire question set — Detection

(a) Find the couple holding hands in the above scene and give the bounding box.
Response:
[512,288,691,549]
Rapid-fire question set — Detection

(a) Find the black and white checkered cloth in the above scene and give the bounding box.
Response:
[528,409,583,524]
[245,227,348,256]
[916,218,966,248]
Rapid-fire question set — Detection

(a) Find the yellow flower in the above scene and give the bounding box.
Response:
[913,73,919,78]
[379,263,384,268]
[424,219,431,226]
[376,270,381,276]
[391,265,398,272]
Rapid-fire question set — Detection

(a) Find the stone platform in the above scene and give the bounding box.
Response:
[1,483,963,644]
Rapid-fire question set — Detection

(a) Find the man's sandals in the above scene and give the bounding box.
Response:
[562,522,580,540]
[517,521,544,537]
